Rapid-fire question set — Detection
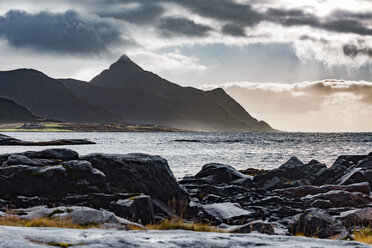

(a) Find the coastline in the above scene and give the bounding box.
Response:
[0,145,371,246]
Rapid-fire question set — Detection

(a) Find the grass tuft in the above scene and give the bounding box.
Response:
[354,228,372,244]
[0,216,99,229]
[146,219,223,232]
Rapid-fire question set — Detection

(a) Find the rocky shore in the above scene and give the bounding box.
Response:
[0,148,371,246]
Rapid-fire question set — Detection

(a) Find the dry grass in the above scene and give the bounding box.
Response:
[0,215,99,229]
[354,228,372,245]
[146,219,223,232]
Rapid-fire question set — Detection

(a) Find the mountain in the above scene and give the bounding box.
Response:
[0,69,122,123]
[60,56,274,131]
[0,97,39,123]
[91,55,143,87]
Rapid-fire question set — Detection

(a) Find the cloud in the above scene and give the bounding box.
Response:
[222,23,246,37]
[201,80,372,132]
[0,10,125,54]
[157,17,213,37]
[97,2,165,25]
[343,43,372,58]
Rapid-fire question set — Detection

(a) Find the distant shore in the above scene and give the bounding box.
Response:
[0,122,183,132]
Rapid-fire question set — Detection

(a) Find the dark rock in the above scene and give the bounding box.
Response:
[310,199,333,208]
[152,198,179,220]
[12,206,142,229]
[229,220,275,234]
[193,163,253,186]
[0,161,108,200]
[356,155,372,169]
[22,149,79,160]
[61,160,107,186]
[254,157,327,189]
[82,153,188,203]
[339,168,367,185]
[340,207,372,228]
[1,155,59,167]
[0,133,95,146]
[110,194,155,225]
[202,202,253,223]
[274,182,370,198]
[301,190,372,208]
[0,134,20,145]
[288,209,350,239]
[333,155,367,168]
[262,176,282,190]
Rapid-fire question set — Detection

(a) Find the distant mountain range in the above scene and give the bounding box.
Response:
[0,55,274,131]
[0,97,39,123]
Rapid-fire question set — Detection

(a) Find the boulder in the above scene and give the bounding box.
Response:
[110,194,155,225]
[301,190,372,208]
[333,155,367,168]
[340,208,372,228]
[355,154,372,170]
[61,160,106,186]
[288,209,350,239]
[202,202,253,223]
[82,153,188,202]
[254,157,327,189]
[1,155,59,167]
[0,161,108,200]
[229,220,275,234]
[13,206,142,229]
[193,163,253,186]
[274,182,370,198]
[339,168,367,185]
[21,149,79,160]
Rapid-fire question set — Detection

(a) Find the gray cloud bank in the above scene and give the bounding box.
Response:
[202,80,372,132]
[0,10,123,54]
[0,1,372,55]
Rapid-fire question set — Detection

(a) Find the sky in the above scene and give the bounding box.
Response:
[0,0,371,131]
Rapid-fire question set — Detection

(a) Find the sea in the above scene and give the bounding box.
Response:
[1,132,371,179]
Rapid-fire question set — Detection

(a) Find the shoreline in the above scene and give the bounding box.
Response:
[0,146,371,246]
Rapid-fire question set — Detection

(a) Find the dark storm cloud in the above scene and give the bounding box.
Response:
[170,1,372,37]
[98,2,165,25]
[0,10,124,54]
[267,8,372,36]
[343,44,372,58]
[51,0,372,38]
[157,17,212,37]
[222,23,246,37]
[174,0,263,27]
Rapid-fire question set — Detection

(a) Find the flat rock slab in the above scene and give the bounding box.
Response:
[0,134,95,146]
[0,226,369,248]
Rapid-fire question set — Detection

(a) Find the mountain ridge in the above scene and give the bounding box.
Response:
[61,55,275,132]
[0,55,275,131]
[0,96,40,123]
[0,69,123,123]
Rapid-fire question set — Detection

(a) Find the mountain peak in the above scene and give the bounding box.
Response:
[118,54,131,62]
[90,55,143,87]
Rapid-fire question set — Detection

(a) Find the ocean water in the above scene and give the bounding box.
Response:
[1,132,371,179]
